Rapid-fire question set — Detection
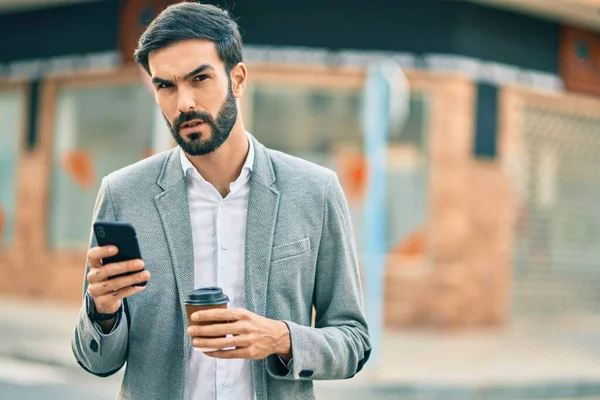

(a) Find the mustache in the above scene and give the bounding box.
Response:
[173,110,214,132]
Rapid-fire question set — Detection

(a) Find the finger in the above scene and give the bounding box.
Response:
[87,246,118,269]
[110,284,146,301]
[204,348,256,359]
[107,270,151,292]
[87,259,144,283]
[88,270,151,297]
[188,321,250,337]
[192,335,251,351]
[92,285,146,313]
[191,308,248,323]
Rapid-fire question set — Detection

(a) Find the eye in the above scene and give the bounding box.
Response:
[194,74,209,82]
[156,82,174,90]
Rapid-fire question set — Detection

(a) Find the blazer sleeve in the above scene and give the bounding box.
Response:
[267,172,371,380]
[71,177,129,377]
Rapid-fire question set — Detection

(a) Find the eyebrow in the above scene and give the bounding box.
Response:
[151,64,215,86]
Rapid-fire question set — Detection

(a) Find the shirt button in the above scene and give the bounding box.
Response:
[219,201,225,209]
[221,243,228,251]
[222,380,229,387]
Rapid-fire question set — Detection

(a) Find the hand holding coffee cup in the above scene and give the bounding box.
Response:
[185,287,230,352]
[186,287,292,360]
[86,245,151,314]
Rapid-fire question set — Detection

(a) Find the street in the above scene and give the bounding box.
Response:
[0,355,380,400]
[0,356,121,400]
[3,297,600,400]
[4,354,600,400]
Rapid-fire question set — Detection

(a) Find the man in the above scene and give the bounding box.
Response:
[71,2,370,399]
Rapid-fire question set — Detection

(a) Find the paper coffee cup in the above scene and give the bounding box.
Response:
[185,287,229,352]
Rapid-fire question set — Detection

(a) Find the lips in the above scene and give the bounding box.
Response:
[179,120,206,135]
[180,120,205,129]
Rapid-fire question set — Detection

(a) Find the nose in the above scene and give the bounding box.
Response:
[177,87,196,113]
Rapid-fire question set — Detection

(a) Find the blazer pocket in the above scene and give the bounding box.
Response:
[271,237,310,262]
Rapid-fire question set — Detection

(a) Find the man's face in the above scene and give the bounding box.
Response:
[148,40,240,156]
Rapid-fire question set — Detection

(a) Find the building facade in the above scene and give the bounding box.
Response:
[1,0,599,329]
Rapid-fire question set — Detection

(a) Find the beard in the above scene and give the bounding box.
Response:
[165,86,238,156]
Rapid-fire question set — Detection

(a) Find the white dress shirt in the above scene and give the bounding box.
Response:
[181,134,256,400]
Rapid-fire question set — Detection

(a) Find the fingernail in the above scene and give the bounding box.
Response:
[109,246,117,254]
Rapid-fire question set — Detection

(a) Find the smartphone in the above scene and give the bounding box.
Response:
[93,220,147,287]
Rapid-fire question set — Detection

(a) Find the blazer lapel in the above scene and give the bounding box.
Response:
[245,137,279,318]
[154,148,195,350]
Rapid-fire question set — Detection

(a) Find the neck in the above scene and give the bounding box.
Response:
[185,120,249,197]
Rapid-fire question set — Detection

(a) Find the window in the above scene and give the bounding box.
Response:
[49,83,155,250]
[249,83,363,168]
[385,93,430,253]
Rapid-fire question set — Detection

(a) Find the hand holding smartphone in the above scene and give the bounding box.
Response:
[86,221,150,316]
[93,221,147,286]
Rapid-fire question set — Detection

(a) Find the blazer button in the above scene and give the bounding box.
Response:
[299,369,313,378]
[90,339,99,353]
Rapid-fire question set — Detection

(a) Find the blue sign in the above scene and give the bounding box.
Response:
[362,63,391,369]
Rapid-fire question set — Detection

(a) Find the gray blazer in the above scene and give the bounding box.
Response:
[71,136,371,400]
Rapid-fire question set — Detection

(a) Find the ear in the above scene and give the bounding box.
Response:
[229,62,247,98]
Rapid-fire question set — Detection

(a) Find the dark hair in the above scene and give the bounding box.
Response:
[134,2,243,75]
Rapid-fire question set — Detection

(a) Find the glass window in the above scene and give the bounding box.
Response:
[49,83,155,250]
[0,89,24,248]
[249,84,363,169]
[385,93,430,256]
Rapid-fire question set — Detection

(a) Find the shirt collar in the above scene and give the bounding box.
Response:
[180,131,255,178]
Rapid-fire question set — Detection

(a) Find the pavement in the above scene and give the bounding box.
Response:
[0,355,121,400]
[2,296,600,399]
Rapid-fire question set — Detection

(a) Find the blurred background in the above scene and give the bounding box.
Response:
[1,0,600,399]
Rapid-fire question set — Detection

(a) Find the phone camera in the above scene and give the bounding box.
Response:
[96,227,105,238]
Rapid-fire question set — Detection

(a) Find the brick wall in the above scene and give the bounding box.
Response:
[0,79,87,303]
[384,74,518,329]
